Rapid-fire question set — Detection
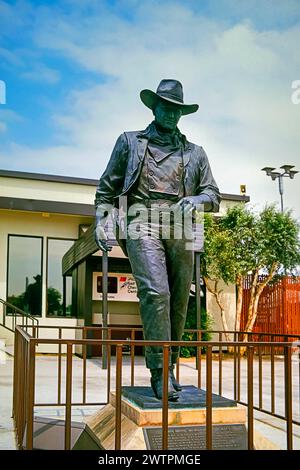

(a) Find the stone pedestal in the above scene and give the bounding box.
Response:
[85,386,247,450]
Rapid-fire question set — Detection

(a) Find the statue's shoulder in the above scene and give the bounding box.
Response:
[114,130,142,148]
[123,130,144,139]
[120,130,147,149]
[186,139,208,161]
[185,138,202,152]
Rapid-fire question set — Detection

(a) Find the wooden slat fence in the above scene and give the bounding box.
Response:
[241,276,300,351]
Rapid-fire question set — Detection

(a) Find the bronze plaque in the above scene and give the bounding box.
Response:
[143,424,247,450]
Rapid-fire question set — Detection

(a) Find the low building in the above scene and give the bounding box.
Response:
[0,168,250,352]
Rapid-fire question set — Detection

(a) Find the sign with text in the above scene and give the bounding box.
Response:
[143,424,248,450]
[92,272,138,302]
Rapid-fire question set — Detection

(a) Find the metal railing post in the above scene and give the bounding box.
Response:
[58,328,62,405]
[197,329,202,389]
[218,332,222,396]
[82,328,87,404]
[107,329,111,404]
[258,335,263,410]
[65,343,73,450]
[162,345,169,450]
[102,251,109,370]
[284,346,293,450]
[115,344,123,450]
[271,343,275,414]
[233,332,237,400]
[206,345,213,450]
[247,346,254,450]
[237,332,241,401]
[130,329,135,386]
[25,339,36,450]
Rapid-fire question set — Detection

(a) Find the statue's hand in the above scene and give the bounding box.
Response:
[175,197,196,216]
[94,224,112,252]
[176,195,212,214]
[94,204,113,252]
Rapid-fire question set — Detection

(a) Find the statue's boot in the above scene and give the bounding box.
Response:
[169,366,182,391]
[150,368,179,401]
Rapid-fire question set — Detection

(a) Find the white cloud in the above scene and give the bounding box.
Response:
[0,47,24,66]
[0,121,7,133]
[0,108,22,141]
[0,109,24,123]
[0,142,93,176]
[199,0,300,27]
[21,63,60,84]
[0,0,34,49]
[1,0,300,218]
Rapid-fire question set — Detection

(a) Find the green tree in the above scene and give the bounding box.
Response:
[219,205,258,332]
[180,292,214,358]
[241,205,300,337]
[200,212,236,341]
[202,204,300,344]
[47,287,62,315]
[7,293,25,311]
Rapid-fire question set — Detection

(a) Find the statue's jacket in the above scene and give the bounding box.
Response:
[95,129,221,212]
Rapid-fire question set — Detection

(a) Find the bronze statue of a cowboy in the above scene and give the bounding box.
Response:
[95,79,220,400]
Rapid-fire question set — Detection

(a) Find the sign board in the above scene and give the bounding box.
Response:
[143,424,247,450]
[92,272,138,302]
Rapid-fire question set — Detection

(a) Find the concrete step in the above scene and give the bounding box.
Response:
[0,339,13,359]
[0,339,6,364]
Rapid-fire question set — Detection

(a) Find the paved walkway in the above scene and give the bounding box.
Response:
[1,352,300,450]
[0,352,15,449]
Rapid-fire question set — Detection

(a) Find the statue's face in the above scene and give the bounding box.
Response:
[153,100,183,131]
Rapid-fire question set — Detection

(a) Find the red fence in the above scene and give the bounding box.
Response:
[241,276,300,336]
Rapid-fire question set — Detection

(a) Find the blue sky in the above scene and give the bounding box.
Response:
[0,0,300,217]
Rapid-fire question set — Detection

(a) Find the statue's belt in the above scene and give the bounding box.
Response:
[127,198,179,210]
[125,200,196,225]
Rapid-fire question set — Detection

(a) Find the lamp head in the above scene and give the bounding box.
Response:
[240,184,246,195]
[270,171,281,181]
[289,170,299,179]
[261,166,276,176]
[280,164,295,174]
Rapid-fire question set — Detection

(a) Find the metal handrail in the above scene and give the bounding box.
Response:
[13,326,300,347]
[14,323,300,340]
[13,324,299,451]
[0,298,39,333]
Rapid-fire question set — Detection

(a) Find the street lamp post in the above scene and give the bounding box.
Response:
[261,165,298,329]
[261,165,299,212]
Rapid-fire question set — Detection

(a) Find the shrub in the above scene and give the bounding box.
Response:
[180,295,214,358]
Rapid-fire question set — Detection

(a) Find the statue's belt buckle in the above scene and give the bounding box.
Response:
[147,199,176,209]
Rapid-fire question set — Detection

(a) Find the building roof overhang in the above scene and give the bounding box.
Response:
[0,169,250,203]
[0,196,94,217]
[0,168,251,275]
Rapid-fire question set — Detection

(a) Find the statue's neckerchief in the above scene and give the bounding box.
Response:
[138,121,187,152]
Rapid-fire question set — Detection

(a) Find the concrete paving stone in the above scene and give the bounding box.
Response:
[0,354,16,449]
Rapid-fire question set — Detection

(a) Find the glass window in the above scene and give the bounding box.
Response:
[47,238,75,317]
[7,235,43,316]
[96,276,118,294]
